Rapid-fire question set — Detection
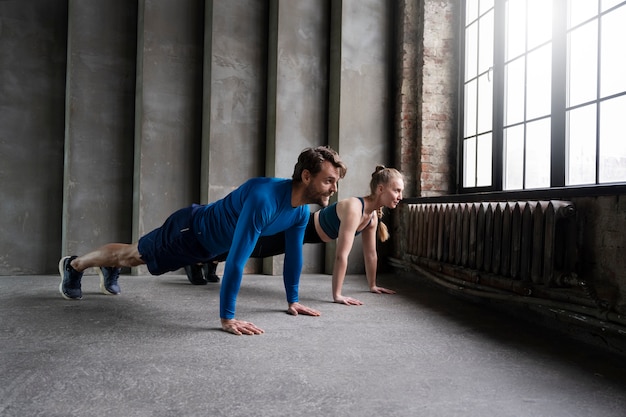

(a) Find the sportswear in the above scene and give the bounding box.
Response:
[318,197,369,239]
[98,267,121,295]
[59,256,83,300]
[192,178,309,319]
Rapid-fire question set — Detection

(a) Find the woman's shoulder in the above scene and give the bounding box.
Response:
[334,197,366,223]
[337,196,363,209]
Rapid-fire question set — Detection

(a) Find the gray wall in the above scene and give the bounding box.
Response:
[327,0,392,273]
[132,0,204,274]
[63,0,137,261]
[0,0,68,274]
[263,0,330,275]
[0,0,395,275]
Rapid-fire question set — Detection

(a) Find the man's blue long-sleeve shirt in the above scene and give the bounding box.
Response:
[192,178,309,319]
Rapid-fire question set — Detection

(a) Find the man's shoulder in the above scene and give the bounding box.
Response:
[238,177,292,206]
[242,177,290,189]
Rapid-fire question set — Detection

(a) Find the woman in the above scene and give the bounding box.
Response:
[187,165,404,306]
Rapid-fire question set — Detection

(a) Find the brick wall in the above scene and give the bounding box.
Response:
[395,0,459,198]
[418,0,459,196]
[392,0,459,258]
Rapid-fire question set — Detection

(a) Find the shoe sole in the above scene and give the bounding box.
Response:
[97,268,120,295]
[58,256,81,300]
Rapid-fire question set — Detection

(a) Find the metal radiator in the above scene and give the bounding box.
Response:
[404,201,578,288]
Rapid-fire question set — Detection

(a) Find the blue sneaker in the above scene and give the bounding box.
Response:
[98,266,121,295]
[59,256,83,300]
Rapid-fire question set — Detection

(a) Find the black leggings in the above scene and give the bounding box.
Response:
[209,213,322,262]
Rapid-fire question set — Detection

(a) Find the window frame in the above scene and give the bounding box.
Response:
[458,0,626,195]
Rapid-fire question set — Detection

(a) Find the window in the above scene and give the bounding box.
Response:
[461,0,626,191]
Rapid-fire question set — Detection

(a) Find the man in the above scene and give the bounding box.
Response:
[59,146,347,335]
[186,166,404,306]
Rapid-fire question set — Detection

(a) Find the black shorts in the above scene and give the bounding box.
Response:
[138,205,213,275]
[303,213,323,244]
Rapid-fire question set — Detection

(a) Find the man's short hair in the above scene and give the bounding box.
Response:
[292,146,347,182]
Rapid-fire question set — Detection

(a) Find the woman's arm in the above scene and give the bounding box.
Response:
[361,216,379,290]
[362,216,396,294]
[331,199,363,305]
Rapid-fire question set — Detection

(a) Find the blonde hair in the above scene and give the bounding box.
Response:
[369,165,403,242]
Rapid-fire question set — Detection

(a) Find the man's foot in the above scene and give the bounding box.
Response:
[59,256,83,300]
[203,262,220,283]
[98,267,121,295]
[185,264,207,285]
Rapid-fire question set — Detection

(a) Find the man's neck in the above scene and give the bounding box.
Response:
[291,183,307,207]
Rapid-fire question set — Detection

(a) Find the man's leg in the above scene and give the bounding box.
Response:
[70,242,144,271]
[59,243,144,300]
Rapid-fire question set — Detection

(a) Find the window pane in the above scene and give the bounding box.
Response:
[600,5,626,97]
[525,118,551,188]
[464,137,477,187]
[504,125,524,190]
[526,44,552,120]
[602,0,623,12]
[568,0,598,28]
[465,22,478,80]
[464,80,477,137]
[568,20,598,107]
[480,0,494,14]
[599,95,626,183]
[506,0,527,60]
[478,10,494,74]
[477,73,493,134]
[527,0,553,50]
[477,133,493,186]
[504,57,525,126]
[466,0,479,24]
[566,104,597,185]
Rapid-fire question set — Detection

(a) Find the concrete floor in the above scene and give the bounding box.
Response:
[1,271,625,417]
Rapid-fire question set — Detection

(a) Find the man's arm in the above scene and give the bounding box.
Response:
[282,216,321,317]
[218,197,266,334]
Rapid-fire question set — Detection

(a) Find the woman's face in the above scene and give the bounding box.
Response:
[379,177,404,209]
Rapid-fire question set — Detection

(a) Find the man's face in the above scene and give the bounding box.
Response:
[303,161,341,207]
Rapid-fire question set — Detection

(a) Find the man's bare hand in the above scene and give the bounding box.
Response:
[333,295,363,306]
[287,302,321,316]
[221,318,264,336]
[370,286,396,295]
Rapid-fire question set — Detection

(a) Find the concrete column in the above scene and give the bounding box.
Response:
[133,0,204,273]
[0,0,67,274]
[201,0,269,274]
[263,0,330,275]
[201,0,267,203]
[62,0,137,265]
[328,0,392,274]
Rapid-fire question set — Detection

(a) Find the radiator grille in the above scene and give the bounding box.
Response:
[405,201,577,286]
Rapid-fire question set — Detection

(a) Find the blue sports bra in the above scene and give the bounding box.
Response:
[318,197,371,239]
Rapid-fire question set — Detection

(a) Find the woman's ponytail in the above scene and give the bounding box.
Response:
[377,206,389,242]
